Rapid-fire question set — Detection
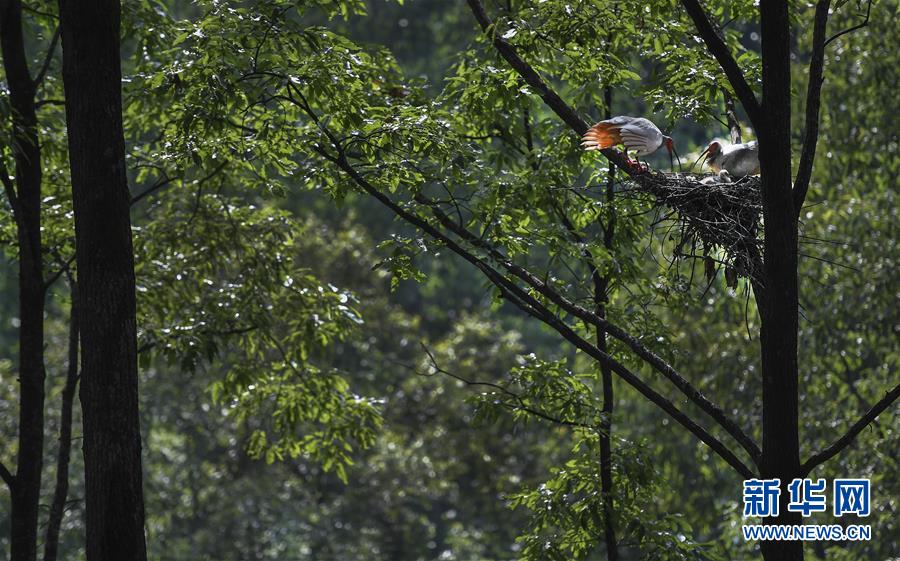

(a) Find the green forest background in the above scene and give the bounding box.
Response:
[0,0,897,560]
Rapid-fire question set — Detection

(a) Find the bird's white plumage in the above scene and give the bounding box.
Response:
[618,119,663,156]
[706,140,759,177]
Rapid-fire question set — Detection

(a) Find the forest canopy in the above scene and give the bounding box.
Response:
[0,0,897,560]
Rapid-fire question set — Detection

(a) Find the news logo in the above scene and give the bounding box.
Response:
[741,478,872,541]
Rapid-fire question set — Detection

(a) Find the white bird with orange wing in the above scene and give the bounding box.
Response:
[581,116,679,172]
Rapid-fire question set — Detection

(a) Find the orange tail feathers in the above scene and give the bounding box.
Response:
[581,122,621,151]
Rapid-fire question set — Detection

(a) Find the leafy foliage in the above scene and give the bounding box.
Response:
[0,0,896,559]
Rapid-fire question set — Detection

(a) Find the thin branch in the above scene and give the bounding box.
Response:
[800,383,900,476]
[793,0,831,215]
[130,160,228,207]
[0,460,13,489]
[419,344,597,431]
[824,0,871,48]
[43,254,75,292]
[597,82,619,561]
[723,89,742,144]
[33,25,60,88]
[35,98,64,109]
[464,0,637,175]
[799,251,860,273]
[136,324,257,356]
[22,4,58,20]
[0,160,23,224]
[44,272,79,561]
[129,174,175,207]
[679,0,762,129]
[492,257,757,479]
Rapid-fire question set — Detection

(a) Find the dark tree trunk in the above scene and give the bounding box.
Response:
[758,0,802,560]
[43,278,79,561]
[58,1,148,560]
[0,1,46,560]
[596,86,618,561]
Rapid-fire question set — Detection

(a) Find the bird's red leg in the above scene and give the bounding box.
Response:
[634,155,650,173]
[624,150,641,172]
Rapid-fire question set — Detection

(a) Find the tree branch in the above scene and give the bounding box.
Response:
[0,460,13,489]
[464,0,637,175]
[274,68,758,476]
[130,160,228,207]
[44,272,79,561]
[458,4,759,463]
[597,83,619,560]
[723,89,742,144]
[800,382,900,476]
[325,148,754,478]
[422,193,762,463]
[679,0,762,130]
[43,254,75,292]
[792,0,830,215]
[419,344,599,431]
[32,24,60,88]
[0,159,23,225]
[824,0,871,48]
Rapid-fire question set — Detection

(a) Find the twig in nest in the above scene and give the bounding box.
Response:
[632,172,763,286]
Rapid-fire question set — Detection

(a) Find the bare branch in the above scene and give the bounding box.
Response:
[679,0,762,130]
[0,160,23,224]
[44,273,79,561]
[793,0,831,214]
[35,98,64,109]
[33,25,60,88]
[0,460,13,489]
[43,254,75,292]
[801,383,900,476]
[22,4,58,20]
[464,0,637,175]
[824,0,871,48]
[723,90,742,144]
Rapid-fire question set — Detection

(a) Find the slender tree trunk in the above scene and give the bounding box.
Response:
[595,86,618,561]
[758,0,802,560]
[43,277,79,561]
[0,1,46,560]
[58,1,148,560]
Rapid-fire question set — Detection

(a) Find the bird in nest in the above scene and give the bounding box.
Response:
[694,140,760,178]
[581,116,679,172]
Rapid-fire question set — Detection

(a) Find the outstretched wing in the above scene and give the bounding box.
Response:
[581,121,623,151]
[581,116,661,156]
[619,121,660,156]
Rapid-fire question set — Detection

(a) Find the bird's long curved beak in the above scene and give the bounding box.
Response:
[691,148,710,172]
[671,147,682,172]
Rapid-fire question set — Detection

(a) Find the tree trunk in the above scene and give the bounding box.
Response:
[596,86,618,561]
[0,1,46,560]
[759,0,802,560]
[43,278,79,561]
[58,1,148,560]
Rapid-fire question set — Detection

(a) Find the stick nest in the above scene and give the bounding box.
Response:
[633,172,762,286]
